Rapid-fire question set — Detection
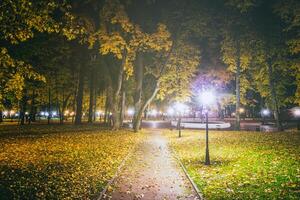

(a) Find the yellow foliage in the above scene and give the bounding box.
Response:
[0,47,45,103]
[89,0,172,76]
[0,127,143,199]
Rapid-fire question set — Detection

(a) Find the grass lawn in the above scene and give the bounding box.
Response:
[0,125,142,199]
[165,130,300,199]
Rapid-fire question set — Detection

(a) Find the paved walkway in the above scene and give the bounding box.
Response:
[103,130,199,200]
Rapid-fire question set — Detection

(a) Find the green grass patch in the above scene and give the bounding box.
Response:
[0,125,142,199]
[165,130,300,199]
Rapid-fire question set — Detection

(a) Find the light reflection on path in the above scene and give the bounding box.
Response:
[104,130,198,200]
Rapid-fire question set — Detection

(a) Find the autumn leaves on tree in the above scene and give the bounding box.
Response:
[1,0,299,130]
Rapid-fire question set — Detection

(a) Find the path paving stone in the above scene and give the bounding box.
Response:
[103,130,199,200]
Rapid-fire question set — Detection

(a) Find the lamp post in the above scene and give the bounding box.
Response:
[204,109,210,165]
[261,109,270,125]
[199,91,215,165]
[174,102,187,138]
[239,107,245,120]
[127,108,134,128]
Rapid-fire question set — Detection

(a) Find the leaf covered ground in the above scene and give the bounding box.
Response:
[0,125,142,199]
[164,130,300,200]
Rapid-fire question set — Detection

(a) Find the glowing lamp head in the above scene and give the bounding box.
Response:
[150,109,158,116]
[167,107,175,116]
[239,108,245,113]
[64,110,69,116]
[127,108,134,116]
[174,102,187,114]
[199,91,215,106]
[96,110,103,116]
[261,109,270,116]
[292,107,300,117]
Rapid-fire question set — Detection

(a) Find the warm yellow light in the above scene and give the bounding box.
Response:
[239,108,245,113]
[64,110,69,116]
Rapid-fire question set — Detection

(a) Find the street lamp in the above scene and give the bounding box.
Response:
[127,108,134,121]
[261,108,270,125]
[174,102,187,137]
[239,108,245,113]
[199,91,215,165]
[167,107,175,117]
[292,107,300,130]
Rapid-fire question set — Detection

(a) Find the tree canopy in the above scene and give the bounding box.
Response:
[0,0,299,130]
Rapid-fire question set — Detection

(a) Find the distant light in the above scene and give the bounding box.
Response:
[25,112,29,115]
[261,109,270,116]
[174,102,187,114]
[96,110,103,116]
[70,112,75,116]
[150,109,157,116]
[202,109,209,114]
[292,107,300,117]
[40,111,45,116]
[199,91,215,106]
[232,112,236,116]
[127,108,134,116]
[10,110,15,115]
[167,107,175,116]
[64,110,69,116]
[239,108,245,113]
[45,112,49,117]
[3,111,8,116]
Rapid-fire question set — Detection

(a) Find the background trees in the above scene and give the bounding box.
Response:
[0,0,299,130]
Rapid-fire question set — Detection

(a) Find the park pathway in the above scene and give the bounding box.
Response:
[103,130,199,200]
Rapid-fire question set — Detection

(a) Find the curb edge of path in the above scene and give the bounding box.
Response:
[95,145,137,200]
[171,149,205,200]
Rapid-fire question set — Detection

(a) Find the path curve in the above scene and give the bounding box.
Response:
[103,130,199,200]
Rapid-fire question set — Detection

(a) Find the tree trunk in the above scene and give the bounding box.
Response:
[93,89,97,122]
[120,91,126,127]
[59,90,64,124]
[267,60,282,130]
[75,65,85,125]
[133,53,144,131]
[20,89,27,125]
[104,92,109,124]
[29,89,36,124]
[217,101,224,120]
[235,45,241,131]
[88,67,95,123]
[111,56,125,130]
[72,78,77,124]
[60,92,71,124]
[0,111,2,123]
[47,87,51,124]
[133,82,160,132]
